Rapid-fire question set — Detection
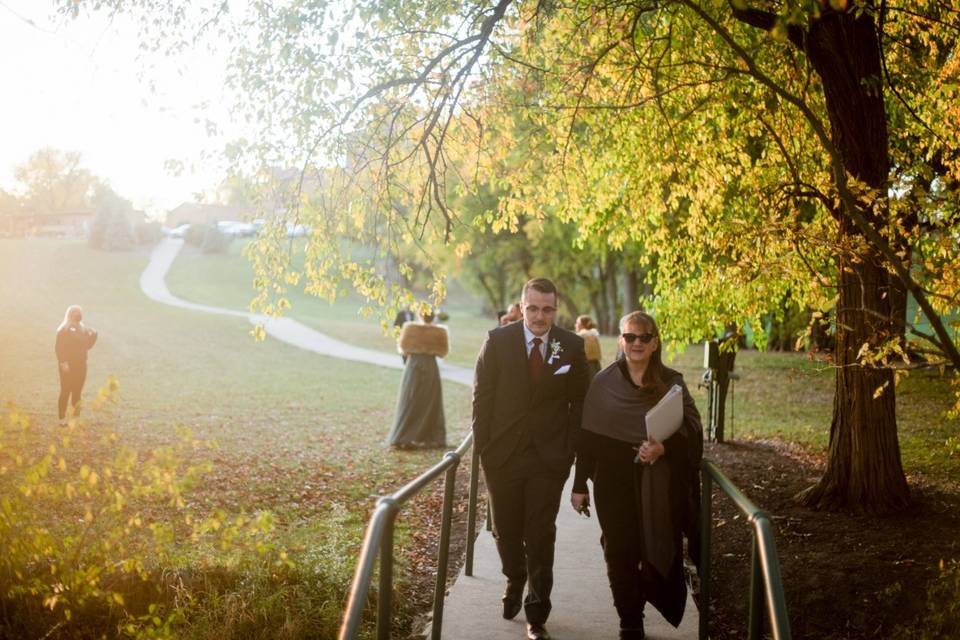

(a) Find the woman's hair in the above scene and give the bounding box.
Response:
[575,315,595,331]
[58,305,83,332]
[619,310,666,396]
[419,307,435,323]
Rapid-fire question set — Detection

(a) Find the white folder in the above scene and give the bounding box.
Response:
[645,384,684,442]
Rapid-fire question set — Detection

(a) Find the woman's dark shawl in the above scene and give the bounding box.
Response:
[581,363,702,585]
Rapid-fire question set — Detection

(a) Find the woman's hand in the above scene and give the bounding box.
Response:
[59,362,69,374]
[636,437,665,464]
[571,491,590,515]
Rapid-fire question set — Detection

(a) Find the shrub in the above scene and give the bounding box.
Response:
[88,211,135,251]
[0,380,300,639]
[87,209,109,249]
[105,212,136,251]
[135,220,163,246]
[184,223,209,246]
[201,225,232,254]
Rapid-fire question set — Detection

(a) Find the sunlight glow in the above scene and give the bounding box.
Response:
[0,1,238,218]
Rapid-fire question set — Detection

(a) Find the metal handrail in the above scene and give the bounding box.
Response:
[338,432,480,640]
[699,458,792,640]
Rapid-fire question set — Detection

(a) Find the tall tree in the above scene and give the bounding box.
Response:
[14,148,96,213]
[60,0,960,512]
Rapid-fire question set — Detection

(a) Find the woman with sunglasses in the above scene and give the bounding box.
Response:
[570,311,702,639]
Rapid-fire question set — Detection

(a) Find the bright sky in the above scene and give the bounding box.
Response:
[0,1,236,218]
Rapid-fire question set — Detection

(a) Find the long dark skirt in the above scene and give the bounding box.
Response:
[595,459,687,628]
[386,353,446,447]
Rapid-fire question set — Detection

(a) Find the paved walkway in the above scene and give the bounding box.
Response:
[139,238,697,639]
[139,239,472,385]
[439,468,699,640]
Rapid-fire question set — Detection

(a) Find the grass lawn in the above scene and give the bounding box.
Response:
[165,239,960,482]
[164,240,495,368]
[0,237,474,639]
[2,237,957,639]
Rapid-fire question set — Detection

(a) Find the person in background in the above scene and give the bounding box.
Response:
[55,305,98,424]
[386,307,448,448]
[575,315,603,378]
[499,302,522,326]
[393,306,417,363]
[571,311,702,640]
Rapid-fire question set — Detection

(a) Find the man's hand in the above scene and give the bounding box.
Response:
[571,491,590,516]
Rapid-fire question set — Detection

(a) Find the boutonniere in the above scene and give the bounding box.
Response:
[548,339,563,364]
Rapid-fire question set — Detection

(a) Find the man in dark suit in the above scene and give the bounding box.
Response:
[472,277,589,640]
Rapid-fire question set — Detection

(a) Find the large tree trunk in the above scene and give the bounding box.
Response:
[797,9,910,513]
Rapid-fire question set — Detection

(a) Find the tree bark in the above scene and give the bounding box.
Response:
[603,252,620,334]
[796,9,910,512]
[623,268,639,318]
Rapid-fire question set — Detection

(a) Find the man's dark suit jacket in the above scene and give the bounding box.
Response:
[472,321,590,473]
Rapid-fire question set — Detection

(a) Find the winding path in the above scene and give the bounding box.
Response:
[138,238,696,639]
[139,238,473,386]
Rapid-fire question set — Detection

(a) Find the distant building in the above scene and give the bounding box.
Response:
[165,203,252,228]
[0,209,94,237]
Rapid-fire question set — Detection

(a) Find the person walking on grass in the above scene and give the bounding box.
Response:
[472,277,589,640]
[55,305,97,424]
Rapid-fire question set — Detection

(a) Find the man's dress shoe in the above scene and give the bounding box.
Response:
[502,595,522,620]
[526,623,551,640]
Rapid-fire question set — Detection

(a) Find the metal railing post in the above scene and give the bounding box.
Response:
[339,433,480,640]
[748,535,765,640]
[700,459,792,640]
[431,452,461,640]
[338,504,392,640]
[699,469,712,640]
[377,498,399,640]
[755,516,792,640]
[465,445,480,577]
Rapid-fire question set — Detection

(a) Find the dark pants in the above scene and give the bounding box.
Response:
[58,362,87,420]
[484,446,567,625]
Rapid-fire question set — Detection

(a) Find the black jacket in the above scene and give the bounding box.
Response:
[55,325,97,365]
[471,321,589,473]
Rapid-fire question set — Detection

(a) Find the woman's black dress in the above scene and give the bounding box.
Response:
[573,360,702,628]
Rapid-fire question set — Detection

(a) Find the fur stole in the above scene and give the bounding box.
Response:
[399,323,449,357]
[578,328,602,362]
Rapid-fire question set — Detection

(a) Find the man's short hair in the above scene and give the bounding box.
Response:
[522,277,558,301]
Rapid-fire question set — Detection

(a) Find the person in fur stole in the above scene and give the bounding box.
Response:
[386,308,449,448]
[576,315,603,379]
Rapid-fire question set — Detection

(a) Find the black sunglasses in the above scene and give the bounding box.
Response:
[621,332,657,344]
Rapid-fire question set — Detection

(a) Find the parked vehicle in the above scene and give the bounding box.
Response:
[216,221,257,237]
[286,222,310,238]
[165,223,191,239]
